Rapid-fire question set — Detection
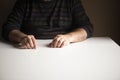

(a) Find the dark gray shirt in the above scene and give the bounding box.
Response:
[2,0,93,40]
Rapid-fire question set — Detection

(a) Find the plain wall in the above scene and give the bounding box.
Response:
[81,0,120,45]
[0,0,120,45]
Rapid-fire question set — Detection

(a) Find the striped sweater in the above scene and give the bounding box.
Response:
[2,0,93,40]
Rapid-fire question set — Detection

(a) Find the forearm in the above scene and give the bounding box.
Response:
[8,29,27,43]
[49,28,87,48]
[66,28,87,43]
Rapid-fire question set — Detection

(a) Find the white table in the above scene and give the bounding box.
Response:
[0,37,120,80]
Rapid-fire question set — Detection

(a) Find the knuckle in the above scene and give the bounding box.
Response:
[27,35,31,38]
[31,35,34,38]
[54,38,58,42]
[56,38,60,41]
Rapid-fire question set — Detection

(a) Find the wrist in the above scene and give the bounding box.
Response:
[64,33,73,43]
[9,29,28,43]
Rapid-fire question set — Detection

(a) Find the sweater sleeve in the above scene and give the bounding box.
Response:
[2,0,26,40]
[72,0,93,38]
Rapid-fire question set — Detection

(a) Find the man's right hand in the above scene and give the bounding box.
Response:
[18,35,37,49]
[9,30,37,49]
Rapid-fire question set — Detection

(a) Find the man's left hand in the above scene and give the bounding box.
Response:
[49,34,71,48]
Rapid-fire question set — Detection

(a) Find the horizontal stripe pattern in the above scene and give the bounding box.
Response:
[2,0,93,40]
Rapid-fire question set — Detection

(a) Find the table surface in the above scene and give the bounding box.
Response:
[0,37,120,80]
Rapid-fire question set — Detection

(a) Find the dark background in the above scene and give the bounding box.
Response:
[0,0,120,45]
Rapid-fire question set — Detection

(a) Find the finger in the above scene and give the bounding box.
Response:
[52,37,61,48]
[31,36,37,49]
[23,38,31,49]
[56,38,64,48]
[60,41,65,48]
[27,36,34,48]
[51,35,62,47]
[25,43,31,49]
